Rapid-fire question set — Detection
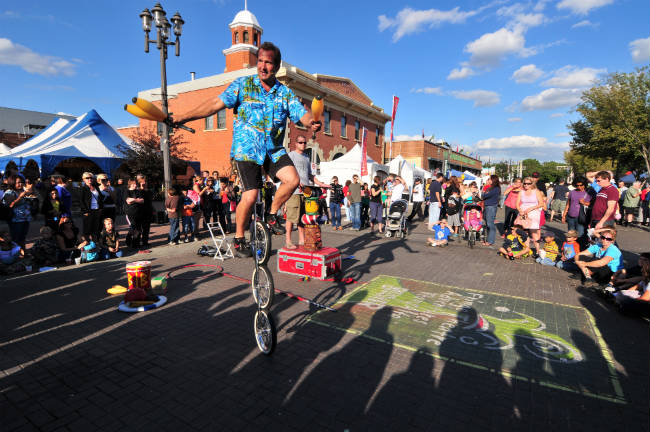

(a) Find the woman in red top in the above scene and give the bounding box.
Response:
[343,179,351,222]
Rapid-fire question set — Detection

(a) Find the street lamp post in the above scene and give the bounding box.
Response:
[139,3,184,192]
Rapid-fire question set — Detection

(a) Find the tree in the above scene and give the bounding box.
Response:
[564,150,614,177]
[119,127,193,188]
[568,66,650,176]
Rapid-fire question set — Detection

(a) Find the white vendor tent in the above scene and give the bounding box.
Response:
[0,109,134,178]
[0,143,11,155]
[389,155,431,188]
[318,144,389,184]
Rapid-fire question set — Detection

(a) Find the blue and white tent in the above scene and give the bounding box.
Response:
[0,109,133,177]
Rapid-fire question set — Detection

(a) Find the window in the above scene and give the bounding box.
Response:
[205,115,214,130]
[341,115,346,138]
[217,109,226,129]
[243,31,249,43]
[324,110,331,133]
[157,121,163,136]
[375,127,380,146]
[235,32,239,43]
[253,33,258,46]
[354,120,360,140]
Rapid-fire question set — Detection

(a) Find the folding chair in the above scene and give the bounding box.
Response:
[207,222,234,260]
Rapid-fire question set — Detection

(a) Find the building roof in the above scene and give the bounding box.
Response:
[230,9,261,30]
[0,107,75,135]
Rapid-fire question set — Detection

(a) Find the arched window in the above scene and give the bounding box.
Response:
[253,33,258,46]
[234,32,239,43]
[243,31,249,43]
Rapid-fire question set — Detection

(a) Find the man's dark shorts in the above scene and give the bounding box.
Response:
[234,154,294,192]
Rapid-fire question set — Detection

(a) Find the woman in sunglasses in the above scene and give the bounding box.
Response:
[562,176,590,239]
[574,227,623,286]
[516,176,546,255]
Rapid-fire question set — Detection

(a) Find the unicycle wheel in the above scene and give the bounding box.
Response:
[251,265,275,309]
[253,309,276,355]
[250,220,271,265]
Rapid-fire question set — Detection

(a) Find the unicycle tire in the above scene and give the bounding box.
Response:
[251,265,275,309]
[253,309,276,355]
[250,220,271,265]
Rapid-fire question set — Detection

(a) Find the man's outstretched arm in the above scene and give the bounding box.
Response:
[174,96,227,124]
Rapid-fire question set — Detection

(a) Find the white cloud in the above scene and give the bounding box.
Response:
[511,64,544,83]
[521,88,582,111]
[534,0,550,12]
[451,90,500,107]
[411,87,443,95]
[378,6,481,42]
[508,117,523,122]
[475,135,569,150]
[465,27,535,67]
[476,140,569,161]
[572,20,597,28]
[556,132,571,137]
[557,0,613,15]
[447,66,476,80]
[0,38,76,76]
[550,112,565,118]
[629,37,650,64]
[541,66,605,88]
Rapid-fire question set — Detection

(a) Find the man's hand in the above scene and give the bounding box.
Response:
[310,120,322,133]
[594,221,604,230]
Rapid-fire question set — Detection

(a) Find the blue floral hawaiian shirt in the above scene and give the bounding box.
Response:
[220,75,307,165]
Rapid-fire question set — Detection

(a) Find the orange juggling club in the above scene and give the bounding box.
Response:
[310,95,324,139]
[124,104,158,121]
[132,97,166,122]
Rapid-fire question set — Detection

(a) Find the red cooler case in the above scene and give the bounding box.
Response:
[277,246,341,280]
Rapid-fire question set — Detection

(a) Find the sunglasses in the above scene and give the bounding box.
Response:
[601,236,614,241]
[523,182,532,185]
[297,141,307,144]
[576,184,584,187]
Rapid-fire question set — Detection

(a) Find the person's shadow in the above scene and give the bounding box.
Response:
[437,307,517,429]
[282,306,395,429]
[365,347,437,430]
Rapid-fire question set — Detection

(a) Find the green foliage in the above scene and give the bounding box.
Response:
[563,150,615,175]
[118,127,193,187]
[569,66,650,176]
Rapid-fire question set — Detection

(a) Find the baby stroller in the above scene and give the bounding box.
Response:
[385,199,408,238]
[461,203,484,248]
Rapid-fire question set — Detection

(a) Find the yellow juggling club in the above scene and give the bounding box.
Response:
[124,104,158,121]
[310,95,324,139]
[132,97,166,121]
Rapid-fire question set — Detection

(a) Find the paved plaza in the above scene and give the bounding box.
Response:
[1,213,648,431]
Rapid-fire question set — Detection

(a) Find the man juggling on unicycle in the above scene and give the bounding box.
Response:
[174,42,321,257]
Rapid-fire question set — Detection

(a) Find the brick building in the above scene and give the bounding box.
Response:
[390,139,482,175]
[119,7,390,176]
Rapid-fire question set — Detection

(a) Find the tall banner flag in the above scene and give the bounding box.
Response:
[360,127,368,176]
[389,95,399,160]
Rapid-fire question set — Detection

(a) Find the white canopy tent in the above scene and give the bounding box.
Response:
[388,155,431,188]
[318,144,389,184]
[0,143,11,155]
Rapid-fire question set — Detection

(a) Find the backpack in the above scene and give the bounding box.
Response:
[446,196,461,215]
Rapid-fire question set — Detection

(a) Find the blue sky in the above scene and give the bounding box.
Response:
[1,0,648,162]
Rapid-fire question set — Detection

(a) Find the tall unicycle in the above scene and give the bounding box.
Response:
[253,308,276,355]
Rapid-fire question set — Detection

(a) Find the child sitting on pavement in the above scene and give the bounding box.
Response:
[29,226,60,267]
[612,255,650,317]
[77,235,99,264]
[99,218,122,260]
[556,230,581,272]
[0,231,30,274]
[498,225,531,260]
[427,219,451,247]
[536,231,559,266]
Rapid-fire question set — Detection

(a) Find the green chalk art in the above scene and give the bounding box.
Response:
[310,275,625,404]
